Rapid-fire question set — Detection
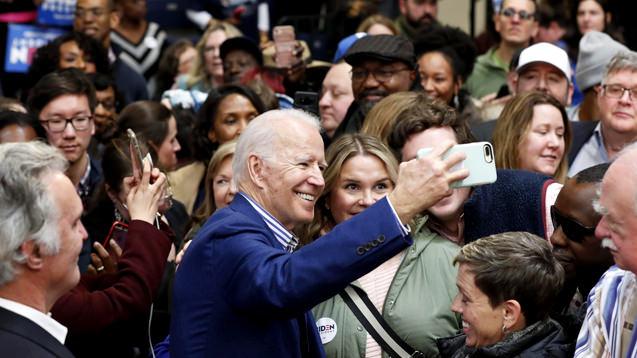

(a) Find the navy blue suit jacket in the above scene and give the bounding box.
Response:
[170,194,411,357]
[0,307,74,357]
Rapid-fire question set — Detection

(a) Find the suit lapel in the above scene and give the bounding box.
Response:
[0,306,74,357]
[229,194,279,247]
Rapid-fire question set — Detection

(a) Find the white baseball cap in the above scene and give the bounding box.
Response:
[516,42,572,82]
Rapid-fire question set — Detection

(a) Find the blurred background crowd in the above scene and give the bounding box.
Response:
[1,0,637,357]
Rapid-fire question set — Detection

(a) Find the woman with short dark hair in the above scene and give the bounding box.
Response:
[437,231,571,357]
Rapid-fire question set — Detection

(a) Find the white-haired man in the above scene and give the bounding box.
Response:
[575,143,637,357]
[569,52,637,176]
[0,141,86,357]
[170,109,468,357]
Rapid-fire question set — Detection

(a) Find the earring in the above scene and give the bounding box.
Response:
[501,324,508,334]
[453,93,460,109]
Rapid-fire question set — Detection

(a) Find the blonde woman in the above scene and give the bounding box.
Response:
[492,91,571,182]
[304,133,460,357]
[185,140,237,241]
[177,20,242,92]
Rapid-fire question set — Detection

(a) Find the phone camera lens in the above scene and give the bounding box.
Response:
[484,144,494,163]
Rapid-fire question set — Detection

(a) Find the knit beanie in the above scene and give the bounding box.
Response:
[576,31,629,91]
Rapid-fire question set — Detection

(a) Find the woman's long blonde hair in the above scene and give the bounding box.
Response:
[297,134,398,244]
[191,140,237,225]
[492,91,571,182]
[186,20,242,89]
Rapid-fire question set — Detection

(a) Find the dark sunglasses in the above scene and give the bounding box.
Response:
[550,205,595,243]
[500,7,536,21]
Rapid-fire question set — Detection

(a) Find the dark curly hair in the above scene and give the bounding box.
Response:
[413,25,477,82]
[25,32,109,100]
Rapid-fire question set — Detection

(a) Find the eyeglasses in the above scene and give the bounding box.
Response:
[602,84,637,100]
[351,67,411,83]
[40,116,92,133]
[550,205,596,243]
[500,7,536,21]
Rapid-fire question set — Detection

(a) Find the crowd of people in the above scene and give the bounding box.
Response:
[1,0,637,357]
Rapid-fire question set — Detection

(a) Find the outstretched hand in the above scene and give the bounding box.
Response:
[388,140,469,224]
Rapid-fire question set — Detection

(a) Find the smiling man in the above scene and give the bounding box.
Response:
[170,108,469,357]
[0,141,86,358]
[332,34,416,140]
[73,0,148,105]
[569,52,637,176]
[575,143,637,357]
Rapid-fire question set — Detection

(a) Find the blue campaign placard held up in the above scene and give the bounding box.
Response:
[38,0,76,27]
[4,24,67,73]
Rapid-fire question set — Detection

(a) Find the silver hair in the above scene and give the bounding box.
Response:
[602,52,637,85]
[593,142,637,216]
[0,141,68,286]
[232,109,320,188]
[617,142,637,214]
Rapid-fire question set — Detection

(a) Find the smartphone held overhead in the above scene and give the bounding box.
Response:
[273,25,297,68]
[127,128,152,181]
[417,142,497,188]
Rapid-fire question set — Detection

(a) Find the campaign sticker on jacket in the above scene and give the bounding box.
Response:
[316,317,337,344]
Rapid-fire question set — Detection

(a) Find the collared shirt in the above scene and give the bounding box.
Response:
[0,297,68,344]
[568,122,608,177]
[240,192,410,253]
[77,155,92,201]
[575,266,637,357]
[240,192,299,252]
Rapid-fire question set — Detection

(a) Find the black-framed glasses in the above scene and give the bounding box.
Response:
[351,67,411,83]
[602,84,637,100]
[550,205,596,243]
[40,116,92,133]
[500,7,535,21]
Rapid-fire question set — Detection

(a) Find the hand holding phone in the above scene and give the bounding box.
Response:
[273,25,297,68]
[417,142,497,188]
[127,129,145,182]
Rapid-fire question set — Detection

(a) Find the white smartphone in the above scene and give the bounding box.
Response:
[417,142,497,188]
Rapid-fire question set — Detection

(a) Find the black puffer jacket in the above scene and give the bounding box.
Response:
[436,319,573,358]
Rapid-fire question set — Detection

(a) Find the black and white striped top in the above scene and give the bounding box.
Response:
[111,21,167,80]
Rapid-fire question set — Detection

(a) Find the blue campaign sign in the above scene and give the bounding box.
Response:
[4,24,67,73]
[38,0,76,27]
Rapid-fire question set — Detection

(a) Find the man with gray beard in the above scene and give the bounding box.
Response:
[332,35,416,140]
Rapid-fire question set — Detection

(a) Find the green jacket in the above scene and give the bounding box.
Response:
[312,216,461,358]
[464,47,508,99]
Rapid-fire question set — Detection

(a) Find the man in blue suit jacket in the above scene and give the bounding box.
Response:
[170,109,468,357]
